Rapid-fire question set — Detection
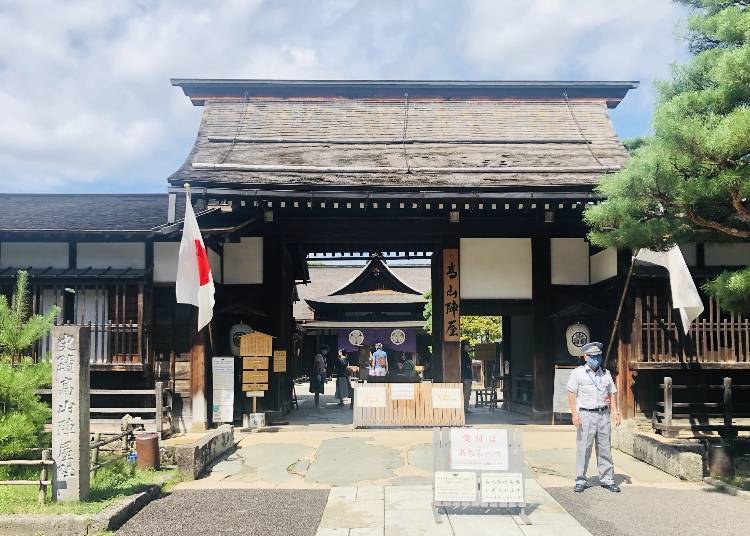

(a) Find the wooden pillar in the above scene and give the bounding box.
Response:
[531,236,552,412]
[442,246,461,383]
[262,236,293,412]
[190,315,208,432]
[430,249,444,382]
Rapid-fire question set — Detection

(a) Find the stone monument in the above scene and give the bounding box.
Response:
[51,326,91,501]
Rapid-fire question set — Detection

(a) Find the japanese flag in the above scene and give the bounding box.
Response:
[176,195,215,331]
[635,246,703,334]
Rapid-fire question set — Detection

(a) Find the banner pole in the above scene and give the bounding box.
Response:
[604,249,640,369]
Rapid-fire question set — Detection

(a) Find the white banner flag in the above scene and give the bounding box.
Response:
[635,246,703,333]
[176,194,215,331]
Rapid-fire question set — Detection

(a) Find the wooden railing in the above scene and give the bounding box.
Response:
[38,322,150,367]
[0,450,52,505]
[653,376,750,438]
[635,290,750,364]
[91,427,135,476]
[37,382,171,435]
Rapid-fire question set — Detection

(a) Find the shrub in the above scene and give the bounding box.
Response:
[0,359,51,463]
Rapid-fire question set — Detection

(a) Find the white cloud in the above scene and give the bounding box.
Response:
[0,0,687,192]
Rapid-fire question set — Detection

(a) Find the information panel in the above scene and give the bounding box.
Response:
[480,472,524,503]
[432,387,463,409]
[212,357,234,423]
[357,385,387,407]
[391,383,414,400]
[434,471,476,502]
[450,428,509,471]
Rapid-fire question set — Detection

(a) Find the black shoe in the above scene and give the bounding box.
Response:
[601,483,621,493]
[574,483,586,493]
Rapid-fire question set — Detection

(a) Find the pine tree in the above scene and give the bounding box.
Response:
[0,271,59,362]
[585,1,750,311]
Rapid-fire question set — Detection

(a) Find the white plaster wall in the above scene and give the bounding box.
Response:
[705,243,750,266]
[208,247,222,284]
[0,242,68,268]
[680,244,697,266]
[77,242,145,269]
[460,238,532,299]
[223,237,263,285]
[590,248,618,284]
[551,238,589,285]
[154,242,179,283]
[154,242,223,284]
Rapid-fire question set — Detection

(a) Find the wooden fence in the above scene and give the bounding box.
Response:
[636,290,750,364]
[0,427,136,505]
[0,450,52,505]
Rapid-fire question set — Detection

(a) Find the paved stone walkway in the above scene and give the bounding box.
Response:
[155,401,750,536]
[315,484,591,536]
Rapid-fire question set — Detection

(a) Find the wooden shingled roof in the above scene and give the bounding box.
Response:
[169,80,637,192]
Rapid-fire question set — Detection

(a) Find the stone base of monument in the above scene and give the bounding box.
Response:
[242,412,265,429]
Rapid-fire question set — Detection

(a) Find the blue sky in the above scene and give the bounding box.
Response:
[0,0,689,193]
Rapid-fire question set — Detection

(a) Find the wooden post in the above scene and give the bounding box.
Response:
[663,376,674,437]
[155,381,164,436]
[39,449,50,505]
[723,377,733,434]
[190,318,208,432]
[91,433,101,477]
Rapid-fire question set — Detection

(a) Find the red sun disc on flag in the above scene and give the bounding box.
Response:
[194,239,211,286]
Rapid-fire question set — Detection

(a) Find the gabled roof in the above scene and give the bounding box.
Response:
[294,263,430,321]
[168,79,637,192]
[329,258,423,296]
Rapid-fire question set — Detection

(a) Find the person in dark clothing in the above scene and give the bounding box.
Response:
[310,352,327,407]
[461,341,473,413]
[334,349,352,407]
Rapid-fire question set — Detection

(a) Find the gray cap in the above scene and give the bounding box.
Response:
[581,342,603,355]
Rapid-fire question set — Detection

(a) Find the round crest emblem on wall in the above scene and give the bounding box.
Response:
[390,329,406,346]
[348,329,365,346]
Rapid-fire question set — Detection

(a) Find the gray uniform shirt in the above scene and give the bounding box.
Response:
[566,365,617,410]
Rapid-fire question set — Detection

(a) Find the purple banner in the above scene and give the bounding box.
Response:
[337,327,416,354]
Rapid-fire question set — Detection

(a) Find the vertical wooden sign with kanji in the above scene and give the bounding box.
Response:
[443,248,460,342]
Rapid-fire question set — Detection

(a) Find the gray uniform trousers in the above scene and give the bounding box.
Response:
[575,409,614,486]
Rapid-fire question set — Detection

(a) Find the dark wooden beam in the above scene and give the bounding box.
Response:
[532,236,553,412]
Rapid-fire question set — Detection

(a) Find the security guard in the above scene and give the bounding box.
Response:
[566,341,621,493]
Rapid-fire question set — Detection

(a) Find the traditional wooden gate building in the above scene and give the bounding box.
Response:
[3,79,748,432]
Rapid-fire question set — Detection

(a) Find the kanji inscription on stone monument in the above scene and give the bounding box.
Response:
[51,326,91,501]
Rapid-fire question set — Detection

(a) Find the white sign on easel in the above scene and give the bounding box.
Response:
[432,427,530,525]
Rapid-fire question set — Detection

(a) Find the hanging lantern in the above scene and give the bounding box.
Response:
[566,323,590,357]
[229,323,252,356]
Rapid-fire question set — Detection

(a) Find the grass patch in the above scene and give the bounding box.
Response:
[0,459,176,515]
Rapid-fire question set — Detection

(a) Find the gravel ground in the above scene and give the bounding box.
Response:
[117,489,329,536]
[547,484,750,536]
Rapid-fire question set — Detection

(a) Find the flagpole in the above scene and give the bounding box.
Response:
[603,248,640,369]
